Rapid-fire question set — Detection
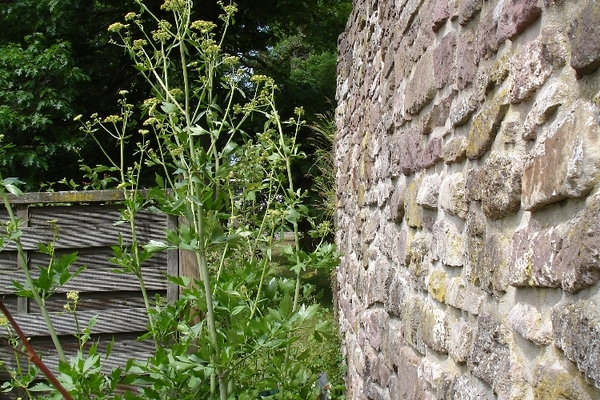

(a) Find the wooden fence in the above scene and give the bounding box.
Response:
[0,190,179,385]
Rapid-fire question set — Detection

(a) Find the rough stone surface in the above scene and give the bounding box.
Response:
[569,1,600,76]
[466,100,509,160]
[336,0,600,397]
[553,300,600,388]
[468,313,528,399]
[480,154,522,220]
[522,102,600,211]
[496,0,542,43]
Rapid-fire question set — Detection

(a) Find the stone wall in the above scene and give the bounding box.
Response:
[334,0,600,398]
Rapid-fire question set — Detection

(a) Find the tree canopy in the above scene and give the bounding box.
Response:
[0,0,351,189]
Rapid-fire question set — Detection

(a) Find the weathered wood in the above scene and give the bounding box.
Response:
[11,307,149,337]
[0,190,175,388]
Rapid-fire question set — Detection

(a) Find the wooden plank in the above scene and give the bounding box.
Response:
[3,190,141,205]
[28,206,165,228]
[11,307,150,337]
[15,205,29,315]
[28,291,164,313]
[2,223,165,251]
[0,334,155,377]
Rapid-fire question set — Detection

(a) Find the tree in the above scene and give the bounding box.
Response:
[0,0,351,189]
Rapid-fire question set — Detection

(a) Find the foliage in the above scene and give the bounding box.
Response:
[0,0,351,189]
[0,1,343,399]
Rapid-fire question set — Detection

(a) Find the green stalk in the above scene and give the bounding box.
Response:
[0,192,67,363]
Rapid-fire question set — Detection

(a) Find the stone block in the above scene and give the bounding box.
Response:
[402,295,427,354]
[384,272,408,317]
[432,219,465,267]
[450,95,480,127]
[475,9,499,61]
[522,81,567,140]
[389,177,407,222]
[569,1,600,76]
[508,302,552,346]
[363,308,389,351]
[404,50,437,115]
[427,268,450,303]
[480,154,522,220]
[418,358,455,398]
[445,277,485,315]
[406,235,430,289]
[533,361,597,400]
[469,232,511,295]
[421,136,443,168]
[434,32,457,89]
[421,301,449,353]
[389,346,427,399]
[416,173,442,209]
[508,40,554,104]
[405,176,424,228]
[439,172,469,218]
[443,136,468,164]
[496,0,542,43]
[468,313,528,399]
[453,375,493,399]
[456,30,477,89]
[400,127,424,175]
[465,166,482,201]
[449,318,474,363]
[432,0,450,31]
[553,300,600,389]
[466,100,509,160]
[457,0,483,26]
[522,102,600,211]
[422,96,452,135]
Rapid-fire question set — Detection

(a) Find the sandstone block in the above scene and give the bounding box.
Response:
[422,96,452,135]
[457,0,483,26]
[421,136,443,169]
[509,40,554,104]
[522,102,600,211]
[445,277,485,315]
[416,173,442,209]
[569,1,600,76]
[496,0,542,43]
[449,318,474,363]
[508,302,552,346]
[468,313,528,399]
[466,100,509,160]
[553,300,600,388]
[406,235,430,289]
[400,127,424,175]
[439,172,469,218]
[533,362,597,400]
[469,232,511,295]
[480,154,522,220]
[443,136,468,164]
[432,0,450,31]
[389,346,427,399]
[363,308,389,351]
[465,166,482,201]
[452,375,493,399]
[427,268,450,303]
[475,9,499,61]
[418,358,455,398]
[402,295,427,354]
[404,50,437,115]
[421,301,449,353]
[405,176,424,228]
[522,81,567,140]
[450,95,479,127]
[456,30,477,89]
[432,219,465,267]
[434,33,457,89]
[389,177,407,222]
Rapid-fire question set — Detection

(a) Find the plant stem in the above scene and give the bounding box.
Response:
[0,301,73,400]
[0,192,67,363]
